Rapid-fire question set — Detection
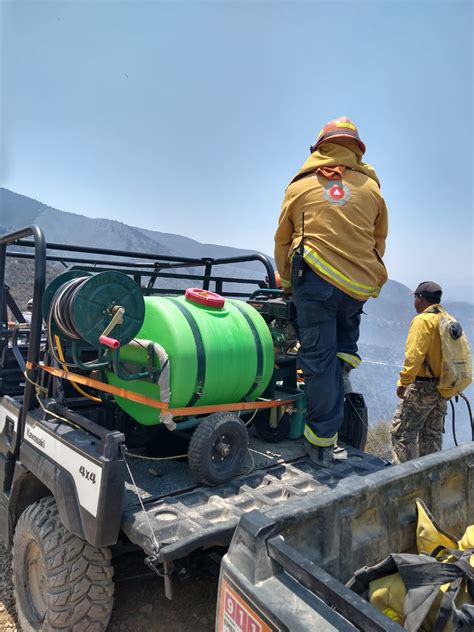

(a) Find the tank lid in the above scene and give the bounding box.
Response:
[184,288,225,309]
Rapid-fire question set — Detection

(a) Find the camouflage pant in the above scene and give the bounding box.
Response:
[391,381,447,464]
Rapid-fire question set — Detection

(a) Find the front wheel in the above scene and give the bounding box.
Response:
[12,496,114,631]
[188,413,249,485]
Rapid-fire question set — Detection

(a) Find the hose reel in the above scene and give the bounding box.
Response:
[42,270,144,348]
[42,270,150,378]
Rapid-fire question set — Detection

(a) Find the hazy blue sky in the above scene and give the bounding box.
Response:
[1,0,473,299]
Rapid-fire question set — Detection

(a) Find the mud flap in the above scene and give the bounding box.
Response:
[339,393,368,451]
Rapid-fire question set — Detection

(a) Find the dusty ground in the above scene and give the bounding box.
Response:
[0,545,218,631]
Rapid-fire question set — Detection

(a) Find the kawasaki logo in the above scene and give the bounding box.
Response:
[26,428,46,449]
[24,423,102,516]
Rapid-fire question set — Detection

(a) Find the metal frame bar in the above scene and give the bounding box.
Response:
[7,236,277,298]
[13,238,276,283]
[1,226,46,443]
[5,286,25,323]
[267,536,404,632]
[66,266,265,286]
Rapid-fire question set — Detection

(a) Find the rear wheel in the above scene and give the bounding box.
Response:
[188,413,249,485]
[12,496,114,631]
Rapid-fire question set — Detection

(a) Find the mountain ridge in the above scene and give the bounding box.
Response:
[1,188,267,264]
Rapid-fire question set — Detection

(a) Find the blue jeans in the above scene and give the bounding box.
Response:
[292,254,365,445]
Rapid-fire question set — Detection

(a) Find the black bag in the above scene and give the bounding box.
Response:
[339,392,368,450]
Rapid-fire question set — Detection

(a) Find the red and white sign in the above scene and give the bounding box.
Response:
[328,184,344,199]
[217,576,280,632]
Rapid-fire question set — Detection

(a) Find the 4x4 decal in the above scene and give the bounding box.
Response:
[79,465,97,484]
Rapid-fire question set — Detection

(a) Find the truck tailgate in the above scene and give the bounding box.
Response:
[217,444,474,631]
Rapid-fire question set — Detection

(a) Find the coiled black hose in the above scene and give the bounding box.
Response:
[47,276,90,367]
[50,277,89,339]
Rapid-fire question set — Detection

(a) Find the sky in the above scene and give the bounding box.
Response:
[1,0,473,301]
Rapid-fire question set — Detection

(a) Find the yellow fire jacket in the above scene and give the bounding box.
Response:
[274,144,388,300]
[398,305,443,387]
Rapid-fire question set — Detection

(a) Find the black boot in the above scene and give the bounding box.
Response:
[303,441,334,467]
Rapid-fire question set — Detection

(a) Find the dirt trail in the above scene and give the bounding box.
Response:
[0,546,218,631]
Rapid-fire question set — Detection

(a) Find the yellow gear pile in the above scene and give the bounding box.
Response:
[348,499,474,631]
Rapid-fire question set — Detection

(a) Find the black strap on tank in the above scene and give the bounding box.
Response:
[167,298,206,407]
[233,302,264,399]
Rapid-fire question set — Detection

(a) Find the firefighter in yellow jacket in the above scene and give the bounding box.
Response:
[274,117,388,466]
[391,281,448,463]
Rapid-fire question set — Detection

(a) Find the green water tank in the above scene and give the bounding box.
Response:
[107,291,274,425]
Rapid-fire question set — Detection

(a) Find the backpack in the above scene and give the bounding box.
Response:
[427,308,472,399]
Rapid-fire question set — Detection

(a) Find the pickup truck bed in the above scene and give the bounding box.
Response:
[217,443,474,631]
[121,436,386,562]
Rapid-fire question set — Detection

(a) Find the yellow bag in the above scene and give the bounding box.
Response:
[350,499,474,631]
[431,309,472,399]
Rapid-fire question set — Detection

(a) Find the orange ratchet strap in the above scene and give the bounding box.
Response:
[27,362,293,416]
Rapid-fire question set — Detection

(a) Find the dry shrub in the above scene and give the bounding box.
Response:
[366,420,392,460]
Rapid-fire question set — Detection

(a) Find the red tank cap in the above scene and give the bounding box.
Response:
[184,288,225,309]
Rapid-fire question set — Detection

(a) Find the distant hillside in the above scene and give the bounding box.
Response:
[2,187,473,444]
[5,258,63,313]
[0,188,268,278]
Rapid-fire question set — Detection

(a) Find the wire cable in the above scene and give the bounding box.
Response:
[125,451,188,461]
[450,399,458,446]
[242,448,256,476]
[23,371,85,433]
[243,409,258,426]
[121,447,161,555]
[458,393,474,441]
[54,335,102,403]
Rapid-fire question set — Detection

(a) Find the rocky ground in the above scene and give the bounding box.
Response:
[0,545,218,631]
[0,546,16,632]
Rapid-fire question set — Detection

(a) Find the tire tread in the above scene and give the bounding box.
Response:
[188,412,248,485]
[12,497,113,631]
